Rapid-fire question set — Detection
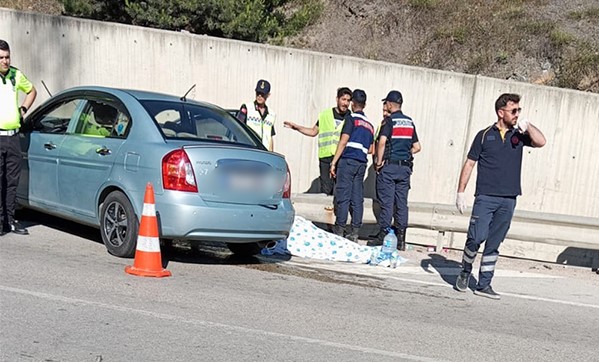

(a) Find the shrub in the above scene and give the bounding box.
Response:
[59,0,323,43]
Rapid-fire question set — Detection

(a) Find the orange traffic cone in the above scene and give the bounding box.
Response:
[125,183,172,278]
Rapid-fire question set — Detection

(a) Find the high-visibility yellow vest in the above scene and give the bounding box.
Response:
[0,67,33,130]
[317,108,344,158]
[246,101,275,150]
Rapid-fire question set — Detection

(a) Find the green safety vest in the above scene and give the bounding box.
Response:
[0,67,32,130]
[317,108,344,158]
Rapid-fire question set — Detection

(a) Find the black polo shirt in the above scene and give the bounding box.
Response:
[467,124,532,197]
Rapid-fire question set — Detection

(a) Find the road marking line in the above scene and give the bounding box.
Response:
[0,285,446,362]
[285,260,560,279]
[283,261,599,310]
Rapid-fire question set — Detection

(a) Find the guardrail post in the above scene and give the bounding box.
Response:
[436,231,447,253]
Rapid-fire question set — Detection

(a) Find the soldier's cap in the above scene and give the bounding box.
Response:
[382,90,403,104]
[255,79,271,94]
[352,89,367,103]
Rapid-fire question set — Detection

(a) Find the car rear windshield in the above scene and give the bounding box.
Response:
[140,100,261,147]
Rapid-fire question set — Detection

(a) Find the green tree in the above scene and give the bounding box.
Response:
[60,0,322,43]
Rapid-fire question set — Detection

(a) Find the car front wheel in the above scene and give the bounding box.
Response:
[100,191,139,258]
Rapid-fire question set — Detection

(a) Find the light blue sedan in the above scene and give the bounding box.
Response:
[17,86,294,257]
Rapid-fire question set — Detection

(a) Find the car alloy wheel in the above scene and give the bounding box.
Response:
[100,191,138,258]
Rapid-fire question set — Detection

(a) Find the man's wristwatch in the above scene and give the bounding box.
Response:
[19,106,28,114]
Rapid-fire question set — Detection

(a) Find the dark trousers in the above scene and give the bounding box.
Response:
[334,158,366,227]
[376,164,411,230]
[319,156,335,195]
[0,134,22,228]
[461,195,517,289]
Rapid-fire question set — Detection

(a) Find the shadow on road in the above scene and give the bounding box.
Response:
[17,209,103,244]
[420,253,477,291]
[161,241,290,267]
[17,209,289,267]
[557,247,599,271]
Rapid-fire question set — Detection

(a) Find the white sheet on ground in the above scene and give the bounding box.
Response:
[261,216,407,267]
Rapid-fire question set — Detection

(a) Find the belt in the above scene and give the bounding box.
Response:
[0,128,18,136]
[387,159,413,167]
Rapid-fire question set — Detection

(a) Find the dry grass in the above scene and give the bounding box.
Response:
[0,0,63,14]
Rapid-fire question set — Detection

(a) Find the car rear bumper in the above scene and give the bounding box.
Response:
[154,195,295,243]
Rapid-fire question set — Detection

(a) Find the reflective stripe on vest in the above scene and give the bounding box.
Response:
[245,101,274,149]
[342,112,374,163]
[318,109,343,158]
[385,113,415,161]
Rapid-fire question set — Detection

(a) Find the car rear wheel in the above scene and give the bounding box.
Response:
[226,242,262,256]
[100,191,138,258]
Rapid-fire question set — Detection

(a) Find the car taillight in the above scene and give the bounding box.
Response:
[162,149,198,192]
[283,165,291,199]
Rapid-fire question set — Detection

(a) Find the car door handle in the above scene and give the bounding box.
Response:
[44,142,57,150]
[96,147,111,156]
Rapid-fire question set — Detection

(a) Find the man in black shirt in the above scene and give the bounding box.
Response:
[454,93,546,299]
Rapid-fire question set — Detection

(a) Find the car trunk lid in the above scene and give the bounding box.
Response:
[180,145,288,205]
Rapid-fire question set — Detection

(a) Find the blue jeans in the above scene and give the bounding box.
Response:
[461,195,517,289]
[334,158,367,227]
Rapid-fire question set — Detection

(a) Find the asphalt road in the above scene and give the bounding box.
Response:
[1,211,598,362]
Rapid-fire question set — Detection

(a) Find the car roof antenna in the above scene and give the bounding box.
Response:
[180,84,196,102]
[41,80,52,97]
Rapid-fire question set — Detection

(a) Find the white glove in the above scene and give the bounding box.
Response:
[456,192,467,214]
[516,118,529,133]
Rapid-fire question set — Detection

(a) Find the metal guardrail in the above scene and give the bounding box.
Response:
[292,194,599,251]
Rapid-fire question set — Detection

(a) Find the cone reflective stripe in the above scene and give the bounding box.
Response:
[136,236,162,252]
[143,202,156,217]
[125,183,171,278]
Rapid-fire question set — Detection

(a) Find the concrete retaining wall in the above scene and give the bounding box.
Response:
[2,9,599,223]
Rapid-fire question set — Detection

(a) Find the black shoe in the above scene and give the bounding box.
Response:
[454,271,470,292]
[366,239,382,247]
[397,228,406,251]
[367,230,386,246]
[474,286,501,300]
[332,225,345,237]
[9,221,29,235]
[347,226,360,242]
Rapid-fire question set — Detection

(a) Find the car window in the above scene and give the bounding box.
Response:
[74,100,130,138]
[33,99,82,134]
[140,100,261,147]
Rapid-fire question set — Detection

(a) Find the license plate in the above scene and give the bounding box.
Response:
[228,174,264,191]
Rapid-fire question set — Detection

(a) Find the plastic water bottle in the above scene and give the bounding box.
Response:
[389,250,399,268]
[381,229,398,254]
[369,230,398,266]
[369,248,380,266]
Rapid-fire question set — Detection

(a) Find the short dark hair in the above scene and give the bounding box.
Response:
[495,93,521,113]
[337,87,352,99]
[0,40,9,52]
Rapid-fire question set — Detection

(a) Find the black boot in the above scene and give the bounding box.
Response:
[332,224,345,237]
[397,228,406,251]
[367,229,387,247]
[347,226,360,242]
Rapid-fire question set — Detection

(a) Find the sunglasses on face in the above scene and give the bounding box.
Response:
[256,92,268,98]
[503,107,522,115]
